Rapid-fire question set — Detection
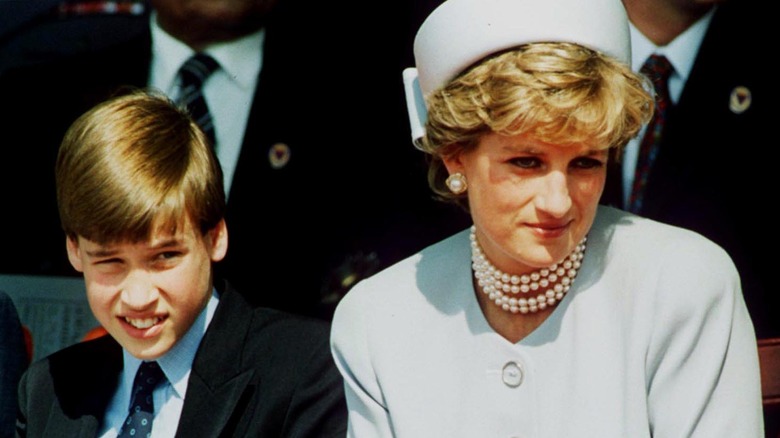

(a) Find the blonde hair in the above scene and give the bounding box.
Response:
[56,90,225,243]
[421,42,653,205]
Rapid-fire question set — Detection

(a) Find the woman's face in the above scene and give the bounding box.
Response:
[444,132,608,274]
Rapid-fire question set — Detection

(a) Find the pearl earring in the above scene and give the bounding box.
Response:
[446,172,467,194]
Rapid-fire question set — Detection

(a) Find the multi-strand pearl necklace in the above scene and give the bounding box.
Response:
[470,226,587,314]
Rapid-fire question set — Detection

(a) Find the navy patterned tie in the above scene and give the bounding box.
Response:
[177,53,220,148]
[118,361,166,438]
[628,54,674,213]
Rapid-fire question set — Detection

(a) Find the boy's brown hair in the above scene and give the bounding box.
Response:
[56,90,225,243]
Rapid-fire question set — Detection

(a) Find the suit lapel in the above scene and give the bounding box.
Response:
[175,282,257,437]
[45,336,123,437]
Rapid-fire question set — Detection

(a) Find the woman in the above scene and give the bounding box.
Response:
[330,0,763,436]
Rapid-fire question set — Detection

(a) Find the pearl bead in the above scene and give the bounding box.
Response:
[469,226,586,315]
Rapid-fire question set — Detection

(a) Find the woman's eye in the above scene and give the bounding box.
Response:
[510,157,541,169]
[571,157,605,169]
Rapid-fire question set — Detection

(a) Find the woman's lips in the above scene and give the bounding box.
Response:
[526,221,571,237]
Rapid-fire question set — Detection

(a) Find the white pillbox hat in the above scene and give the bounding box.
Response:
[404,0,631,147]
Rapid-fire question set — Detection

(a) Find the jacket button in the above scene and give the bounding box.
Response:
[502,361,524,387]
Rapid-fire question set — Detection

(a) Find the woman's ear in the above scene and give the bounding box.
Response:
[441,147,466,177]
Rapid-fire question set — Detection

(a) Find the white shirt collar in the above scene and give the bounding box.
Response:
[629,7,716,86]
[149,11,264,94]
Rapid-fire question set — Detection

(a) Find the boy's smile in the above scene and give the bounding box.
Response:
[66,217,228,360]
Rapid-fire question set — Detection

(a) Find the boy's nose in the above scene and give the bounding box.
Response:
[120,272,159,309]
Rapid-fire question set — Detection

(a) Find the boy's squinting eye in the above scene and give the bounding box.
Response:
[94,258,121,265]
[510,157,541,169]
[157,251,182,261]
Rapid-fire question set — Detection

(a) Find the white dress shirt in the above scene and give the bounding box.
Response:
[98,290,219,438]
[148,14,264,197]
[621,8,715,206]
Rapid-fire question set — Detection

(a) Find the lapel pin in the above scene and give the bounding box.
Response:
[729,86,751,114]
[268,143,291,169]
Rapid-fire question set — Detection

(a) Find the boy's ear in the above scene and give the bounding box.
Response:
[208,219,228,263]
[65,236,84,273]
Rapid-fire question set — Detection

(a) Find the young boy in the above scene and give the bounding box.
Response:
[16,91,346,437]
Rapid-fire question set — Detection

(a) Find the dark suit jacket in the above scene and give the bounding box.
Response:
[16,281,346,437]
[1,291,27,438]
[0,0,468,319]
[602,0,778,337]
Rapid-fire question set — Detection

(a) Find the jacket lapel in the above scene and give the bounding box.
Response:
[45,336,123,437]
[175,281,257,437]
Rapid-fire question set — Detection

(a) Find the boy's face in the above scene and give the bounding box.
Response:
[66,217,228,360]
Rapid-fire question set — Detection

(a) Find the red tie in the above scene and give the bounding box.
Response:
[628,54,674,213]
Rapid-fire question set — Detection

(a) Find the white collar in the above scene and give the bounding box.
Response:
[629,6,716,84]
[149,11,265,93]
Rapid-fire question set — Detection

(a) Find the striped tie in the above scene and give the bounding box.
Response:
[628,54,674,214]
[177,53,220,148]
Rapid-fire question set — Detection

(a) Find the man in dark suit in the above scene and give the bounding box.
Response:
[602,0,777,338]
[1,291,27,438]
[16,92,346,436]
[0,0,466,319]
